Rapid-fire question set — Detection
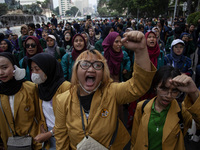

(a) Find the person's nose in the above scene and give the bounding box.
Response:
[87,65,95,72]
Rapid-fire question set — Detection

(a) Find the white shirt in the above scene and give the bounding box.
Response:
[9,95,15,117]
[42,100,55,128]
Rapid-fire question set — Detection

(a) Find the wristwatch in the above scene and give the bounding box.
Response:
[50,130,54,137]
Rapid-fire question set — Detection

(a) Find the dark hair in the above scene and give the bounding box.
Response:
[150,65,181,92]
[174,27,183,39]
[138,24,144,30]
[117,23,123,30]
[127,21,131,27]
[28,23,35,29]
[36,24,40,28]
[161,19,165,27]
[0,33,5,42]
[102,26,113,40]
[189,24,195,28]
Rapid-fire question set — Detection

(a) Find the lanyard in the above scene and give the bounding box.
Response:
[77,94,119,148]
[78,95,88,138]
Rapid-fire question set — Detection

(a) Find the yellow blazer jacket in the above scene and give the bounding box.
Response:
[55,63,157,150]
[131,93,200,150]
[38,81,70,149]
[0,81,41,150]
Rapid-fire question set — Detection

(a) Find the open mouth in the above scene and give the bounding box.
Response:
[162,99,171,105]
[85,76,95,86]
[150,41,155,45]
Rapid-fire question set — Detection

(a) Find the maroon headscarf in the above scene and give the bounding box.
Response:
[25,36,43,58]
[71,34,87,61]
[102,32,123,75]
[145,31,160,68]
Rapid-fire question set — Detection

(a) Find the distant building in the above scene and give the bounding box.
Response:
[74,0,89,15]
[0,0,5,3]
[59,0,71,16]
[16,0,38,5]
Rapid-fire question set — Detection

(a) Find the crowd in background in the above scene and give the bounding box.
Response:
[0,14,200,149]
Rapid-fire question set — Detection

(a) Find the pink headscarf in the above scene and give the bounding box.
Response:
[145,31,160,68]
[102,32,123,75]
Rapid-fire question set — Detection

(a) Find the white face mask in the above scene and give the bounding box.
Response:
[13,65,26,81]
[31,73,47,84]
[79,81,102,94]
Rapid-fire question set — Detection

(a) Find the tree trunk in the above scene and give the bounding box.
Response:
[177,0,180,16]
[187,0,192,14]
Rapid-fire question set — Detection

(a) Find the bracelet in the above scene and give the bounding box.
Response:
[50,130,54,137]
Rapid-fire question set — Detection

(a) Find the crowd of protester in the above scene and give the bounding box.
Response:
[0,15,200,150]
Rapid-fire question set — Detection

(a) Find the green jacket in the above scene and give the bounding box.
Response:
[95,39,104,53]
[165,35,174,54]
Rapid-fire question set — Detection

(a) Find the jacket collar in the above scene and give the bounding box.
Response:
[143,98,181,143]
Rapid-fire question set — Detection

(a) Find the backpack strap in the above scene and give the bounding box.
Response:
[141,99,151,114]
[180,56,187,71]
[166,55,172,66]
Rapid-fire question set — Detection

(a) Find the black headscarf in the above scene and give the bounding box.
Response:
[0,52,25,95]
[28,53,65,101]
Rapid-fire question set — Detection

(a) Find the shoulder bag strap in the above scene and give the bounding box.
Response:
[0,97,34,136]
[0,97,14,136]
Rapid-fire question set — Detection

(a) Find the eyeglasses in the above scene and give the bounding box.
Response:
[79,60,104,70]
[157,87,182,98]
[25,43,36,48]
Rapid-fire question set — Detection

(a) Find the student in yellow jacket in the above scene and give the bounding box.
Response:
[28,53,71,150]
[0,52,41,149]
[55,31,157,150]
[131,65,200,150]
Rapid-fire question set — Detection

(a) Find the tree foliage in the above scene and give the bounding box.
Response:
[65,6,81,16]
[41,0,50,8]
[0,4,8,16]
[22,4,43,15]
[97,7,110,16]
[187,11,200,26]
[52,6,59,16]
